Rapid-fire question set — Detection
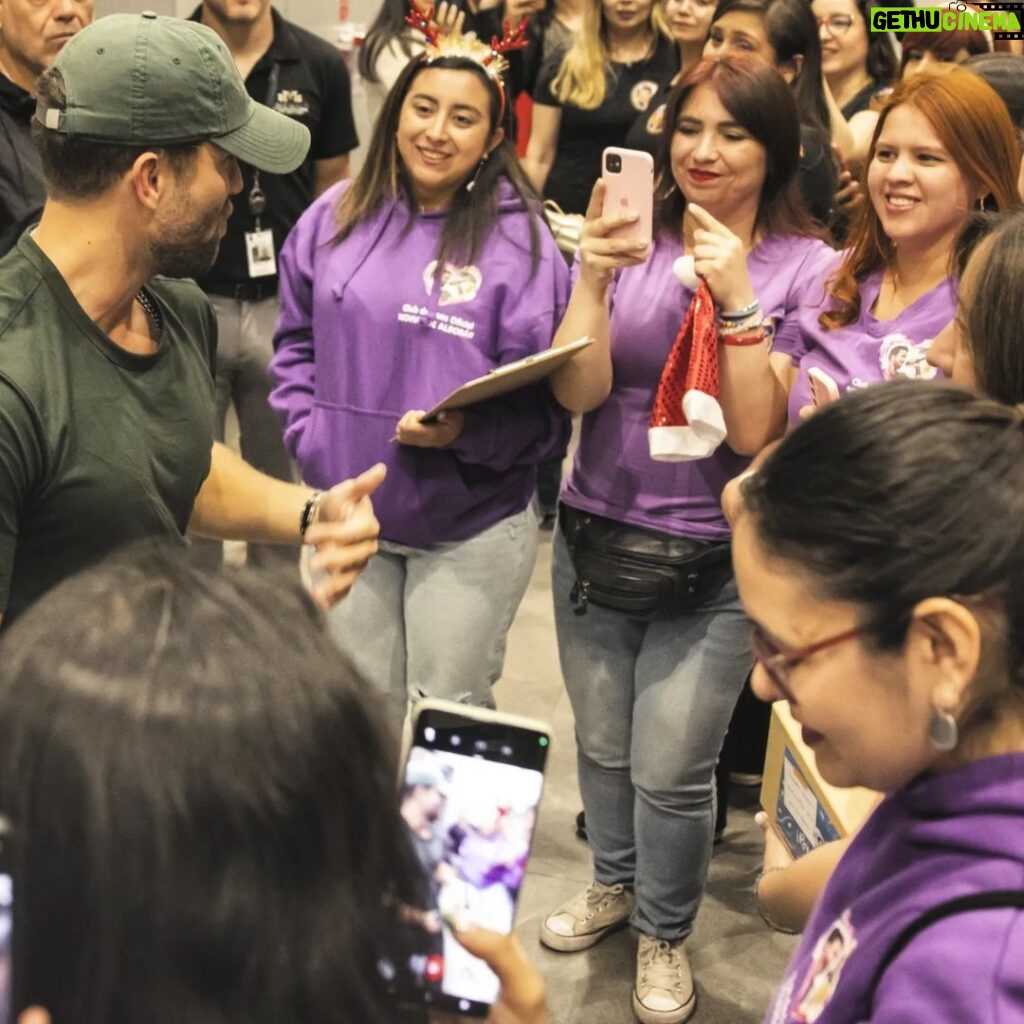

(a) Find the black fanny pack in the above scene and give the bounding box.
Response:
[559,505,733,620]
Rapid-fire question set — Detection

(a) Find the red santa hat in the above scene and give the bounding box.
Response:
[648,263,727,462]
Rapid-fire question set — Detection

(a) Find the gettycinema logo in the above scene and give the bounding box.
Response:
[870,2,1023,39]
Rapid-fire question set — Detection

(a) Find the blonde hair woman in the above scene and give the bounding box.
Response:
[522,0,676,216]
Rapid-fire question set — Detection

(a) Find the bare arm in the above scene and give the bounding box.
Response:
[757,831,851,934]
[313,155,350,196]
[549,181,649,413]
[189,444,385,607]
[822,74,854,163]
[521,103,561,195]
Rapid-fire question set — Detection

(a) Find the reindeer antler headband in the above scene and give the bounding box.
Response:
[404,3,530,117]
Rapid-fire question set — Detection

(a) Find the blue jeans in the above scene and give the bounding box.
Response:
[552,527,751,941]
[328,504,539,737]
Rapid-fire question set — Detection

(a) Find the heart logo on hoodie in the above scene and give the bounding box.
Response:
[423,261,483,307]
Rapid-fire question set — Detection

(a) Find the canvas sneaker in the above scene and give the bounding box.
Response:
[632,934,696,1024]
[540,880,634,951]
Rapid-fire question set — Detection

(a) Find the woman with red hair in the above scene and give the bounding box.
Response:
[716,64,1021,455]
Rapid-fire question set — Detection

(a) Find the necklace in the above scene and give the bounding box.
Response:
[136,289,163,339]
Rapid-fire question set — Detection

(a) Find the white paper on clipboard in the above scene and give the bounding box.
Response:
[421,336,593,422]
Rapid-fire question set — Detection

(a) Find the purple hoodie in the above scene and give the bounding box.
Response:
[270,180,571,548]
[765,753,1024,1024]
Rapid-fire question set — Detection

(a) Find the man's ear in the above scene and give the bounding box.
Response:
[130,151,169,211]
[907,596,983,710]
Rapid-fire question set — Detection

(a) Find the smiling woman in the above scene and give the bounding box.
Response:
[735,381,1024,1023]
[268,47,572,738]
[716,65,1022,456]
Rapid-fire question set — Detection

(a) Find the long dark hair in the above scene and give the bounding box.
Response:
[359,0,418,83]
[0,544,420,1024]
[709,0,830,132]
[743,381,1024,713]
[957,209,1024,405]
[855,0,898,85]
[337,54,542,269]
[655,55,824,239]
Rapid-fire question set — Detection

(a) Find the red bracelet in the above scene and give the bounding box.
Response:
[720,327,767,347]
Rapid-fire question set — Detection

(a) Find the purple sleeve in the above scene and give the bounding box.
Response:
[772,244,839,361]
[449,240,573,471]
[269,186,341,461]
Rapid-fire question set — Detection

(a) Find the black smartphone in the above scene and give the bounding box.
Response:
[0,819,13,1024]
[394,700,549,1018]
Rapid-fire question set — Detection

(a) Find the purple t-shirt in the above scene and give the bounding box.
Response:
[788,253,957,423]
[562,232,830,541]
[765,753,1024,1024]
[270,180,571,549]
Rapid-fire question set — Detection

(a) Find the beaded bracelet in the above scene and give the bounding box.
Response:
[299,490,324,539]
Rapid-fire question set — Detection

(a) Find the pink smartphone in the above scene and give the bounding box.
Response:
[807,367,841,408]
[602,147,654,242]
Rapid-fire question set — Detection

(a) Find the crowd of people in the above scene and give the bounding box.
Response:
[0,0,1023,1022]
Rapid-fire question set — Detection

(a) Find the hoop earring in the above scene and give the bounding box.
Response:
[928,706,958,752]
[465,157,487,193]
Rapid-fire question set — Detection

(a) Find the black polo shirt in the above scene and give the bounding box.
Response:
[189,6,358,292]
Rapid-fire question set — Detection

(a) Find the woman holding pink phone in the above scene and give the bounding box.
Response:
[716,65,1021,450]
[540,55,828,1024]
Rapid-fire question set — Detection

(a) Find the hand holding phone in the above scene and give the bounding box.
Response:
[601,147,653,245]
[396,700,549,1019]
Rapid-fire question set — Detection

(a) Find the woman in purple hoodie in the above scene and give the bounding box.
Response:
[734,380,1024,1023]
[269,42,571,735]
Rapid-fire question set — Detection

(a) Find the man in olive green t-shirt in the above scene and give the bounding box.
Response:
[0,13,385,622]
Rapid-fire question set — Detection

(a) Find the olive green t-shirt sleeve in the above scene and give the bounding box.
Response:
[0,376,45,613]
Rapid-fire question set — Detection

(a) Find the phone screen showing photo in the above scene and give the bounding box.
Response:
[0,870,12,1024]
[396,710,548,1017]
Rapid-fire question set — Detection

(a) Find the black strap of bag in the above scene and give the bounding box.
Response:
[559,505,732,620]
[866,889,1024,1012]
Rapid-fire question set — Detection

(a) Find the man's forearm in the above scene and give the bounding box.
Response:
[188,443,309,544]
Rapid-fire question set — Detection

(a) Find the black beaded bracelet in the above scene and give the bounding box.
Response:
[299,491,324,539]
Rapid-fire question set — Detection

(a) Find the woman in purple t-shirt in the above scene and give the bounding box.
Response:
[540,56,829,1024]
[718,64,1021,455]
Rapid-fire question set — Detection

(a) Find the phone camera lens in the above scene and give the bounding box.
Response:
[606,154,622,173]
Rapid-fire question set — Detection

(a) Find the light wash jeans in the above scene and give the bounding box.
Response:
[328,503,539,737]
[192,294,298,577]
[552,527,751,941]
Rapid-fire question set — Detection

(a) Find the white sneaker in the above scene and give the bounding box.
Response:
[539,880,634,952]
[632,934,696,1024]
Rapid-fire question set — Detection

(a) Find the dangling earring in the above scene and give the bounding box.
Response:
[928,706,958,752]
[466,157,487,193]
[976,195,989,212]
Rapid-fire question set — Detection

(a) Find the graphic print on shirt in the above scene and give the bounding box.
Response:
[274,89,310,117]
[791,910,858,1023]
[879,332,938,382]
[631,80,659,111]
[423,260,484,306]
[646,102,666,136]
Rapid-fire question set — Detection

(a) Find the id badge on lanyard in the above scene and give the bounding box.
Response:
[245,62,280,279]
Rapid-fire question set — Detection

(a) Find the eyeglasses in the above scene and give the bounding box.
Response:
[750,623,863,690]
[818,14,854,34]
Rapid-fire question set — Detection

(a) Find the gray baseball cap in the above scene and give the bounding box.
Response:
[35,11,310,174]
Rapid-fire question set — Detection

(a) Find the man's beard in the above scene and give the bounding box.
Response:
[148,205,227,279]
